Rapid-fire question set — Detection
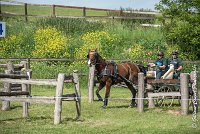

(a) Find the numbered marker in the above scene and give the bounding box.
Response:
[0,22,6,37]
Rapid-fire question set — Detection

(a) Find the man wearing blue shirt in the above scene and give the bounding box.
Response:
[149,51,168,79]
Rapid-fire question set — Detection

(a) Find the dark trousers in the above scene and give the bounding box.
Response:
[156,71,166,79]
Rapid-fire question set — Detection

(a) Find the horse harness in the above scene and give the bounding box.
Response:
[96,61,137,87]
[96,61,118,84]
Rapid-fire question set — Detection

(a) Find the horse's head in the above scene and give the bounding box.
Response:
[87,49,99,66]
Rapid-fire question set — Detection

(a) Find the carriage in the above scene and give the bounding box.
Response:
[145,64,197,111]
[87,49,198,112]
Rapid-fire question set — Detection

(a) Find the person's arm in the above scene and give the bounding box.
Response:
[159,64,166,69]
[175,58,183,72]
[148,63,156,67]
[159,58,167,69]
[176,66,182,72]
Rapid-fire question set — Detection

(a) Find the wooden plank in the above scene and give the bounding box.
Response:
[0,64,24,68]
[148,92,181,97]
[0,96,56,104]
[0,73,29,79]
[147,79,180,84]
[0,13,154,20]
[64,79,73,83]
[0,79,57,86]
[0,91,29,96]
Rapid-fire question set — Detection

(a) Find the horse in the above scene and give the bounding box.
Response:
[87,49,141,108]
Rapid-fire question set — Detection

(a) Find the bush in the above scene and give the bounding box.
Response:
[33,26,70,58]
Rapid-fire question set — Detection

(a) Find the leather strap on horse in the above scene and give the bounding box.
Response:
[96,61,118,83]
[117,74,137,91]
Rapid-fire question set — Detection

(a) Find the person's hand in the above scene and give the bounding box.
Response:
[148,63,155,67]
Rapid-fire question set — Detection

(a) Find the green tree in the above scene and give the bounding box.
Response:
[156,0,200,60]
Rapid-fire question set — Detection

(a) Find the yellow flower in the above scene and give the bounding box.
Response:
[33,26,70,58]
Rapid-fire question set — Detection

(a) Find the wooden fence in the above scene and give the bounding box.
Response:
[0,63,81,124]
[137,72,198,115]
[0,3,156,21]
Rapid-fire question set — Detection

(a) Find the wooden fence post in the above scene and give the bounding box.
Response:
[83,7,86,16]
[88,65,95,103]
[52,5,56,17]
[1,70,11,110]
[195,71,198,113]
[22,83,28,117]
[138,73,144,112]
[181,73,189,115]
[147,84,155,108]
[54,73,65,125]
[21,61,31,93]
[24,3,28,22]
[73,70,81,119]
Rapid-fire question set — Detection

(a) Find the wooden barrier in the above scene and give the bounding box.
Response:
[180,73,189,115]
[0,61,31,110]
[88,65,95,103]
[0,70,81,125]
[137,73,144,112]
[145,73,197,115]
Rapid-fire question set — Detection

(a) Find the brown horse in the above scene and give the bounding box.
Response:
[87,49,141,108]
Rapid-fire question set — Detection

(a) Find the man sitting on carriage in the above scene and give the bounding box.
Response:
[149,51,168,79]
[168,50,183,79]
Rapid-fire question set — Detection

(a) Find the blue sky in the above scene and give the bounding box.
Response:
[2,0,160,11]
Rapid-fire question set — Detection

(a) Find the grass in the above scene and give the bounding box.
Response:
[0,85,200,134]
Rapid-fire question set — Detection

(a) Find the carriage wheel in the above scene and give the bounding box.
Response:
[155,86,175,108]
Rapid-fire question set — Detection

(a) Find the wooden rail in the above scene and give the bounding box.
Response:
[0,3,157,21]
[0,78,57,86]
[147,79,180,84]
[137,73,197,115]
[0,71,81,124]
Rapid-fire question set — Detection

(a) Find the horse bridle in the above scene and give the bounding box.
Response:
[87,51,99,66]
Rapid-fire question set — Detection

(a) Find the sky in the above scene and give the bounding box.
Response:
[1,0,160,11]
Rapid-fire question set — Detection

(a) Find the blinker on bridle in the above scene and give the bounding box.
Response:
[87,51,99,65]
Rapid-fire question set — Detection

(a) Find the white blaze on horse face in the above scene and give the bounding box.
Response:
[88,59,91,65]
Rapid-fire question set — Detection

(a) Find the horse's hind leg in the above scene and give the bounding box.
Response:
[96,82,105,101]
[125,82,137,107]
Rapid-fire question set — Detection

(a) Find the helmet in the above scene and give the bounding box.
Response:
[157,51,164,56]
[172,50,178,55]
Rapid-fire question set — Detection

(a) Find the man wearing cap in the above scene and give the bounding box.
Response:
[149,51,168,79]
[168,50,183,79]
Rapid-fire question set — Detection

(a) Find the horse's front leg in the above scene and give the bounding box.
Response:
[96,82,105,101]
[102,79,112,108]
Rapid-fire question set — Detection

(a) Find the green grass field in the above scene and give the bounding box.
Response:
[0,85,199,134]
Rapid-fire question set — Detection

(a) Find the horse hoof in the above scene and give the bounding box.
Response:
[128,105,134,108]
[98,98,103,101]
[102,105,107,109]
[129,103,137,108]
